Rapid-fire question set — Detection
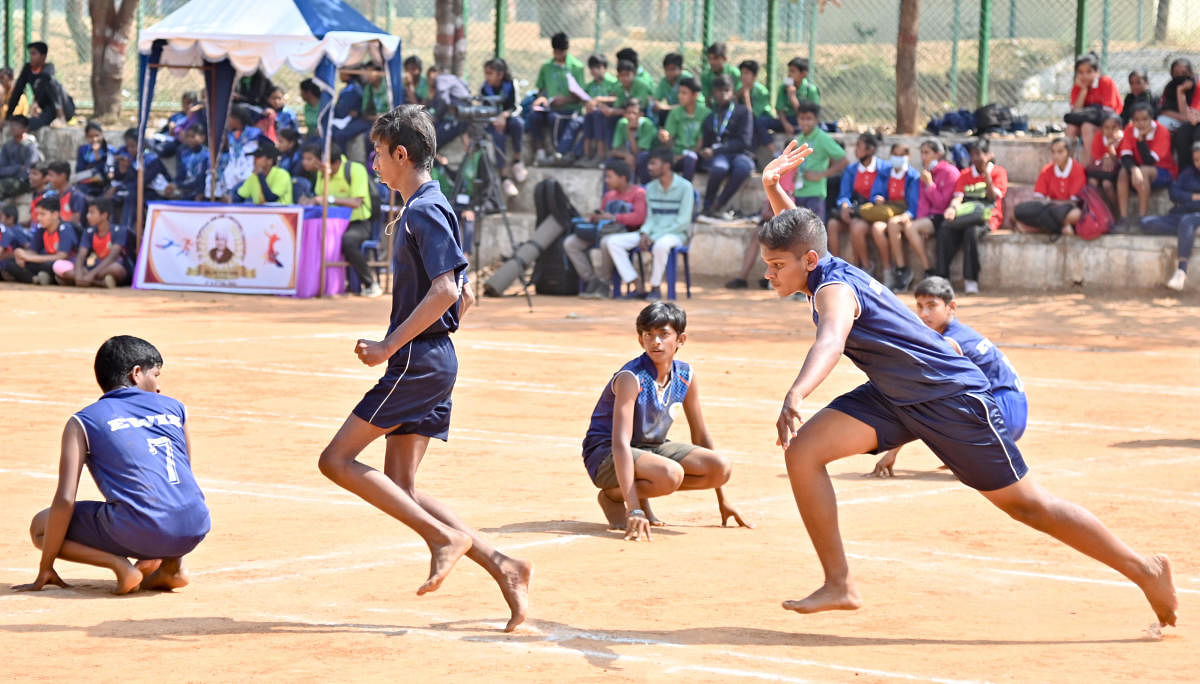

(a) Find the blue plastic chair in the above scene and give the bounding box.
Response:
[611,187,699,300]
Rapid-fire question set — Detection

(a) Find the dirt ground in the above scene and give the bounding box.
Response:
[1,280,1197,682]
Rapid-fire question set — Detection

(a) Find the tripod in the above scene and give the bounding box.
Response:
[452,119,533,310]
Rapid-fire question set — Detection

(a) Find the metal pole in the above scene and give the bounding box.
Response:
[1136,0,1143,43]
[702,0,713,51]
[766,0,777,107]
[1100,0,1111,72]
[23,0,31,46]
[950,0,960,106]
[5,0,14,68]
[1007,0,1015,39]
[807,0,817,80]
[677,0,685,54]
[977,0,991,107]
[593,1,601,54]
[494,0,505,58]
[385,0,392,34]
[1074,0,1088,58]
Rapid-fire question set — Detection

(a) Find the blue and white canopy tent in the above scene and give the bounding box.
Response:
[134,0,403,243]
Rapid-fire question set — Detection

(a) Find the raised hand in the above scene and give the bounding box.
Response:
[762,140,813,189]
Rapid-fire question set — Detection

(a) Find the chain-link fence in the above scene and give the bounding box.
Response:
[3,0,1198,126]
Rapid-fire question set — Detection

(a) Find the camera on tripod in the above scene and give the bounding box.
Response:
[452,95,504,123]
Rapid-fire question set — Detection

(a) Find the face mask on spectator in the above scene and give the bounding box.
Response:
[926,157,939,170]
[890,155,909,172]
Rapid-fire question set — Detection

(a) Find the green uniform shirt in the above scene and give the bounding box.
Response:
[654,70,705,107]
[237,166,294,205]
[701,62,741,101]
[744,81,772,117]
[612,115,659,151]
[314,155,373,222]
[635,66,656,95]
[415,75,429,102]
[304,102,320,135]
[585,72,620,100]
[536,55,587,112]
[363,80,389,116]
[775,77,821,117]
[614,79,653,110]
[791,127,845,199]
[664,103,711,155]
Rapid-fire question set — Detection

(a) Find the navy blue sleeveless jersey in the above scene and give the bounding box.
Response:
[807,255,989,404]
[389,181,470,349]
[72,388,210,547]
[943,319,1024,394]
[582,354,693,478]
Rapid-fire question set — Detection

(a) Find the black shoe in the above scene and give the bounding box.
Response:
[889,266,910,292]
[725,277,749,289]
[758,278,770,289]
[922,269,936,280]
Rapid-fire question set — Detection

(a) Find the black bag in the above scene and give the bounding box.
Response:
[974,103,1013,133]
[532,232,580,295]
[1063,105,1112,128]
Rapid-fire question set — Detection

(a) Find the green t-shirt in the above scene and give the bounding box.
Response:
[415,75,429,102]
[304,102,320,134]
[314,156,373,221]
[776,77,821,117]
[585,72,620,100]
[701,62,741,101]
[791,127,845,198]
[536,55,587,112]
[654,70,707,108]
[664,103,711,155]
[612,115,659,151]
[614,79,653,110]
[363,80,390,116]
[744,81,772,117]
[635,66,656,95]
[237,166,294,205]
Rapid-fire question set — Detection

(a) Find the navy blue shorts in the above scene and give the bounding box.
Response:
[352,334,457,440]
[66,501,206,559]
[994,388,1028,441]
[828,383,1028,491]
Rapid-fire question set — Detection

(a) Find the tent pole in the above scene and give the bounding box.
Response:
[135,63,156,248]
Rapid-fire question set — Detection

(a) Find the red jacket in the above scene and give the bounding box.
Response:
[1119,121,1178,178]
[1091,130,1121,162]
[1034,159,1086,200]
[1070,75,1123,114]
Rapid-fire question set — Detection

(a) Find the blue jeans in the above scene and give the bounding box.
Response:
[489,116,525,170]
[674,151,698,181]
[754,114,778,148]
[1140,213,1199,268]
[702,153,754,212]
[634,150,651,185]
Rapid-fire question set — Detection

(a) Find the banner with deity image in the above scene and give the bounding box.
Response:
[134,202,304,295]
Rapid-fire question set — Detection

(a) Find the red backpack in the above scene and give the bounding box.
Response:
[1074,185,1114,240]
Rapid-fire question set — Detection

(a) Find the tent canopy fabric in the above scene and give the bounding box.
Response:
[138,0,400,77]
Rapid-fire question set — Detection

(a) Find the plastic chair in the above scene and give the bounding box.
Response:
[612,187,699,300]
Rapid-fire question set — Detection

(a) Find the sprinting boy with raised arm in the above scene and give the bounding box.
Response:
[316,105,530,633]
[14,336,210,595]
[583,302,750,540]
[754,141,1177,628]
[869,275,1027,477]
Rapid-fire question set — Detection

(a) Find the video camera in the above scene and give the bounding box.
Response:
[452,95,504,122]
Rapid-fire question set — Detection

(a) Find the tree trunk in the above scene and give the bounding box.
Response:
[1154,0,1170,42]
[66,0,90,62]
[89,0,139,121]
[896,0,920,134]
[434,0,465,76]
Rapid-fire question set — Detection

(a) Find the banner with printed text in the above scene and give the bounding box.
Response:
[135,203,304,295]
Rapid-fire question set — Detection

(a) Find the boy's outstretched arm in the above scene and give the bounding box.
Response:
[681,375,751,528]
[14,419,86,591]
[762,141,813,216]
[611,373,651,541]
[777,283,857,448]
[355,269,461,366]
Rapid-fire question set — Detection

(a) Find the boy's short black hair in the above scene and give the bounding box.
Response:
[663,53,683,69]
[189,123,208,138]
[230,105,254,126]
[403,55,423,70]
[636,301,687,335]
[301,141,323,158]
[914,275,956,302]
[371,104,436,171]
[94,336,164,393]
[966,136,991,154]
[615,47,638,67]
[1,203,18,221]
[796,100,820,117]
[123,127,138,141]
[587,54,608,69]
[27,41,47,56]
[551,32,569,51]
[88,197,113,219]
[739,59,760,76]
[706,42,727,58]
[299,78,321,97]
[85,120,103,134]
[678,77,700,94]
[604,157,632,181]
[711,74,733,92]
[624,97,641,111]
[47,160,71,176]
[277,127,300,144]
[758,207,828,257]
[36,196,60,213]
[8,113,28,128]
[617,59,635,75]
[1074,51,1100,71]
[1130,101,1154,117]
[1128,68,1148,81]
[649,145,674,165]
[787,57,810,73]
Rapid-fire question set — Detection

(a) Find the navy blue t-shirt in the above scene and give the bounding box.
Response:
[30,222,79,256]
[807,255,989,405]
[943,319,1024,395]
[389,180,469,347]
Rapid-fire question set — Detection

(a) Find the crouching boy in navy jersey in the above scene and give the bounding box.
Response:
[583,302,750,541]
[15,336,210,595]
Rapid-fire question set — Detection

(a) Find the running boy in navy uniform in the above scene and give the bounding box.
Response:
[752,141,1177,628]
[317,105,530,633]
[14,336,210,595]
[583,302,750,540]
[869,275,1028,477]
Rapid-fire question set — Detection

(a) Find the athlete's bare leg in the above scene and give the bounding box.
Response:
[599,452,685,528]
[29,510,142,594]
[139,557,190,591]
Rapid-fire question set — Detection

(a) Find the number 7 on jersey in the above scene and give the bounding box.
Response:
[147,437,180,484]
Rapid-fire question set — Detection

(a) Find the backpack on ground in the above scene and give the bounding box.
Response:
[974,103,1013,134]
[531,232,580,295]
[1074,185,1114,240]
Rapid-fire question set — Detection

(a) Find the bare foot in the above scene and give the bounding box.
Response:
[598,491,627,530]
[782,582,863,614]
[496,556,533,632]
[417,530,472,595]
[140,558,190,591]
[114,562,144,595]
[1140,554,1178,627]
[641,499,666,527]
[135,559,162,576]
